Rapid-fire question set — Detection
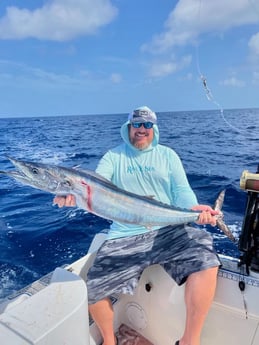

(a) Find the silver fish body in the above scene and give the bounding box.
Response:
[0,157,235,241]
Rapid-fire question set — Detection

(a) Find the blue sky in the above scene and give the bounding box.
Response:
[0,0,259,117]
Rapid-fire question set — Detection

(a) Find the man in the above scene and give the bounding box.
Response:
[55,106,220,345]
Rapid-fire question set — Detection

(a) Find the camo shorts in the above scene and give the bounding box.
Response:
[86,225,220,304]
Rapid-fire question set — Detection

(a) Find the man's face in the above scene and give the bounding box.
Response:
[129,123,154,150]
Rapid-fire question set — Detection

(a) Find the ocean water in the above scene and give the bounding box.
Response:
[0,108,258,301]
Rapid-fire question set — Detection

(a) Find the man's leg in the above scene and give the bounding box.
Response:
[89,298,117,345]
[179,266,218,345]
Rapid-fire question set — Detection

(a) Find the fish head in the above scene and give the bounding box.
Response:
[2,156,75,195]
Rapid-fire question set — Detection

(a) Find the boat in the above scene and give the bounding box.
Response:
[0,168,258,345]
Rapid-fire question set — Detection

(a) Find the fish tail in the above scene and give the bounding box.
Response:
[214,189,237,243]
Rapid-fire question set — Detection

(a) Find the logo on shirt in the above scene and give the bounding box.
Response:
[127,165,155,174]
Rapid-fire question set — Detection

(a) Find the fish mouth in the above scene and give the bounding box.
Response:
[0,156,45,186]
[0,166,32,184]
[7,156,27,170]
[4,156,33,180]
[2,170,26,178]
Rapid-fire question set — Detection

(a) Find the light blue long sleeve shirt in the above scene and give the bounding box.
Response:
[96,121,198,239]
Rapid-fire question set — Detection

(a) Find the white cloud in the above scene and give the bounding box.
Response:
[143,0,259,53]
[252,71,259,84]
[248,32,259,56]
[148,55,192,78]
[180,72,193,81]
[248,32,259,79]
[0,59,123,88]
[110,73,122,83]
[0,0,118,41]
[221,76,246,87]
[0,59,79,85]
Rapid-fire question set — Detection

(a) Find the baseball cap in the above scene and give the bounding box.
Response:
[128,106,157,124]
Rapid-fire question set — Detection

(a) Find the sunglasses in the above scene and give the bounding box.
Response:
[131,122,154,129]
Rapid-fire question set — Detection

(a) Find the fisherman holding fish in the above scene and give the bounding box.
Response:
[54,106,221,345]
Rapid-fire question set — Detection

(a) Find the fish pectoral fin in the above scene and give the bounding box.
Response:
[145,195,156,200]
[72,165,81,170]
[145,225,153,231]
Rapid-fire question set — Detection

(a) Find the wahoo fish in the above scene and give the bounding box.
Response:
[0,157,236,242]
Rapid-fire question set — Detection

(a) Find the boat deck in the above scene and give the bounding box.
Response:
[117,324,153,345]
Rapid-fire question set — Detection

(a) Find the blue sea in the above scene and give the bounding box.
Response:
[0,108,258,302]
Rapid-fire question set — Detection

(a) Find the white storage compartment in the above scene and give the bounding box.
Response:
[0,268,89,345]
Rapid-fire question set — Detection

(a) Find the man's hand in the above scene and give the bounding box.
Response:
[191,204,219,226]
[53,195,76,208]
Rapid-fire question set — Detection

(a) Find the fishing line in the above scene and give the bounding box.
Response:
[195,0,249,135]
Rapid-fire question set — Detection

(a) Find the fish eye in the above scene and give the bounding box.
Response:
[31,168,39,175]
[63,180,72,187]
